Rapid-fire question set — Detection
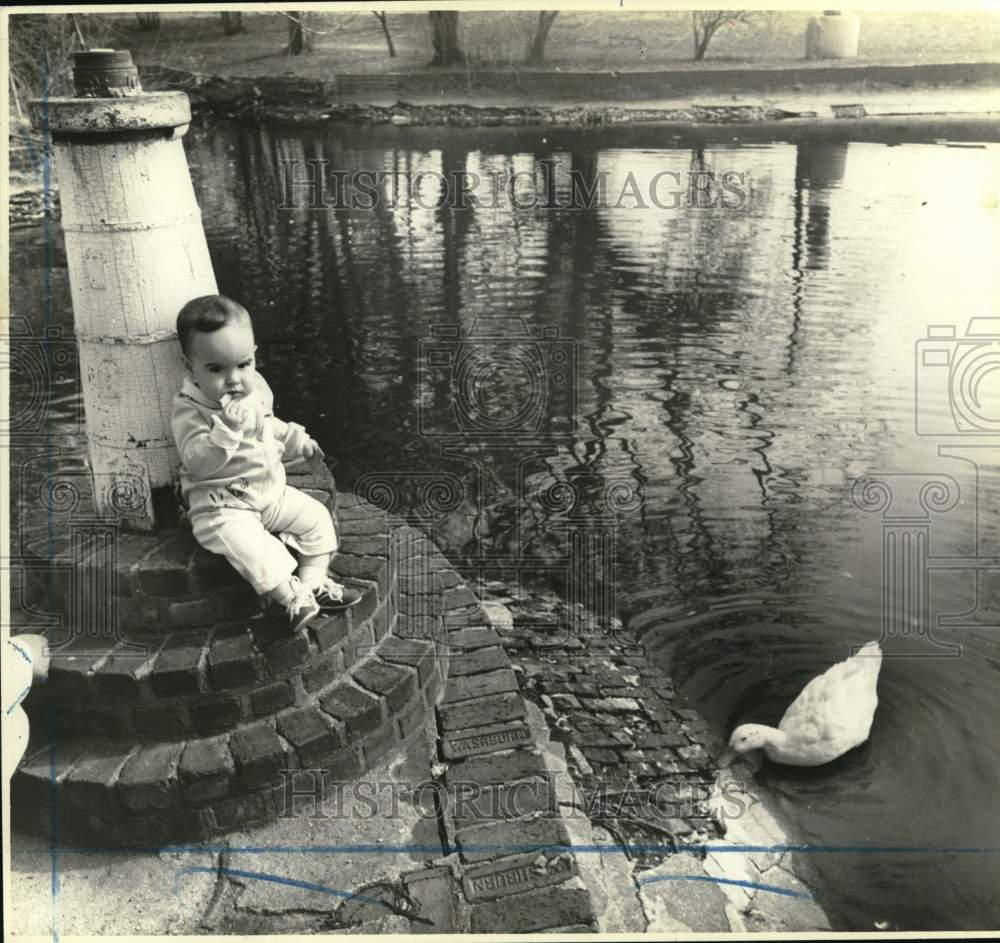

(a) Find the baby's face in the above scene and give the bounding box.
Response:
[184,320,257,404]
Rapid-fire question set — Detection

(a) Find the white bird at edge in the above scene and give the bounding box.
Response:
[725,641,883,767]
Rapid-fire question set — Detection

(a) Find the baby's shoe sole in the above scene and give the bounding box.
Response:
[315,586,364,612]
[289,603,321,632]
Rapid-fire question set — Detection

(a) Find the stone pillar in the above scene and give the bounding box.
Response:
[30,50,217,530]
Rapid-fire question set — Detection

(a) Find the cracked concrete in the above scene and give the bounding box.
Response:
[494,593,835,935]
[199,716,443,934]
[8,836,218,936]
[632,761,831,933]
[527,699,647,934]
[706,760,831,932]
[8,714,445,936]
[10,583,835,937]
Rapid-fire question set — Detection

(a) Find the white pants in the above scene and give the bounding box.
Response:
[191,486,337,595]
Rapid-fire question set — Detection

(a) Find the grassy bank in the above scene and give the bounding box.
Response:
[9,9,999,191]
[11,9,1000,89]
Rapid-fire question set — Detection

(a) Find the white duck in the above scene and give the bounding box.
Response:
[728,641,882,767]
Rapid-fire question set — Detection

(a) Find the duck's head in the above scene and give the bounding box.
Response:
[728,723,772,754]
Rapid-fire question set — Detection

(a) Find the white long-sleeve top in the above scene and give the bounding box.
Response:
[171,371,311,515]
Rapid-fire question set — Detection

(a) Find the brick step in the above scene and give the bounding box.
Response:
[12,631,447,846]
[12,491,496,846]
[16,457,338,634]
[18,526,261,635]
[21,492,404,733]
[427,620,600,932]
[24,574,391,740]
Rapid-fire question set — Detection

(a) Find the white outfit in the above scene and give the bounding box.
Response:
[171,371,336,595]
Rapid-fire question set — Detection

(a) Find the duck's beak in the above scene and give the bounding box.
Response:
[715,746,738,768]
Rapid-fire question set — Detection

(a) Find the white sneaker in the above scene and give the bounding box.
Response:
[309,575,363,611]
[284,576,320,631]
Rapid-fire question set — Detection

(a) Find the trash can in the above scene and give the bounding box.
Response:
[806,11,861,59]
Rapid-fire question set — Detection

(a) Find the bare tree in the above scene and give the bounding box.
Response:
[220,12,244,35]
[135,12,160,31]
[526,11,558,65]
[691,11,753,61]
[373,11,396,58]
[427,11,465,67]
[286,12,313,55]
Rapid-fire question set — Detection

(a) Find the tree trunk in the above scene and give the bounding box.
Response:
[374,12,396,58]
[287,12,312,55]
[692,13,720,61]
[526,11,558,65]
[221,12,244,36]
[693,31,713,61]
[427,11,465,67]
[135,12,160,31]
[692,11,751,61]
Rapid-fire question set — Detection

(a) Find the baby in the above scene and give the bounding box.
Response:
[171,295,360,631]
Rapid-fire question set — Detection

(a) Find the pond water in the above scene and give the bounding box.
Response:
[10,117,1000,931]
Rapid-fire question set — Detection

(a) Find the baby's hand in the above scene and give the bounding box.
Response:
[220,394,253,433]
[302,437,322,459]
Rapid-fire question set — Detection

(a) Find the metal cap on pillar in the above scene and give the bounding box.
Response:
[72,48,142,97]
[30,49,218,530]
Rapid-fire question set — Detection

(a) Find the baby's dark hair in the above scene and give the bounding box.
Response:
[177,295,252,357]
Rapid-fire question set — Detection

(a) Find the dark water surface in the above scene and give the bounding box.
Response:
[10,118,1000,930]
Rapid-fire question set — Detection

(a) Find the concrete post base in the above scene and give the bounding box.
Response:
[11,457,461,845]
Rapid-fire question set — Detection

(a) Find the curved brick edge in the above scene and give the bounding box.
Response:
[24,577,386,740]
[10,635,444,846]
[16,457,336,634]
[428,628,600,932]
[10,492,492,847]
[11,649,444,847]
[20,470,395,737]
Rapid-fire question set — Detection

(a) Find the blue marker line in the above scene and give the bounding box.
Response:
[39,36,59,943]
[174,865,391,907]
[10,640,33,663]
[637,873,813,900]
[19,127,40,171]
[6,685,31,714]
